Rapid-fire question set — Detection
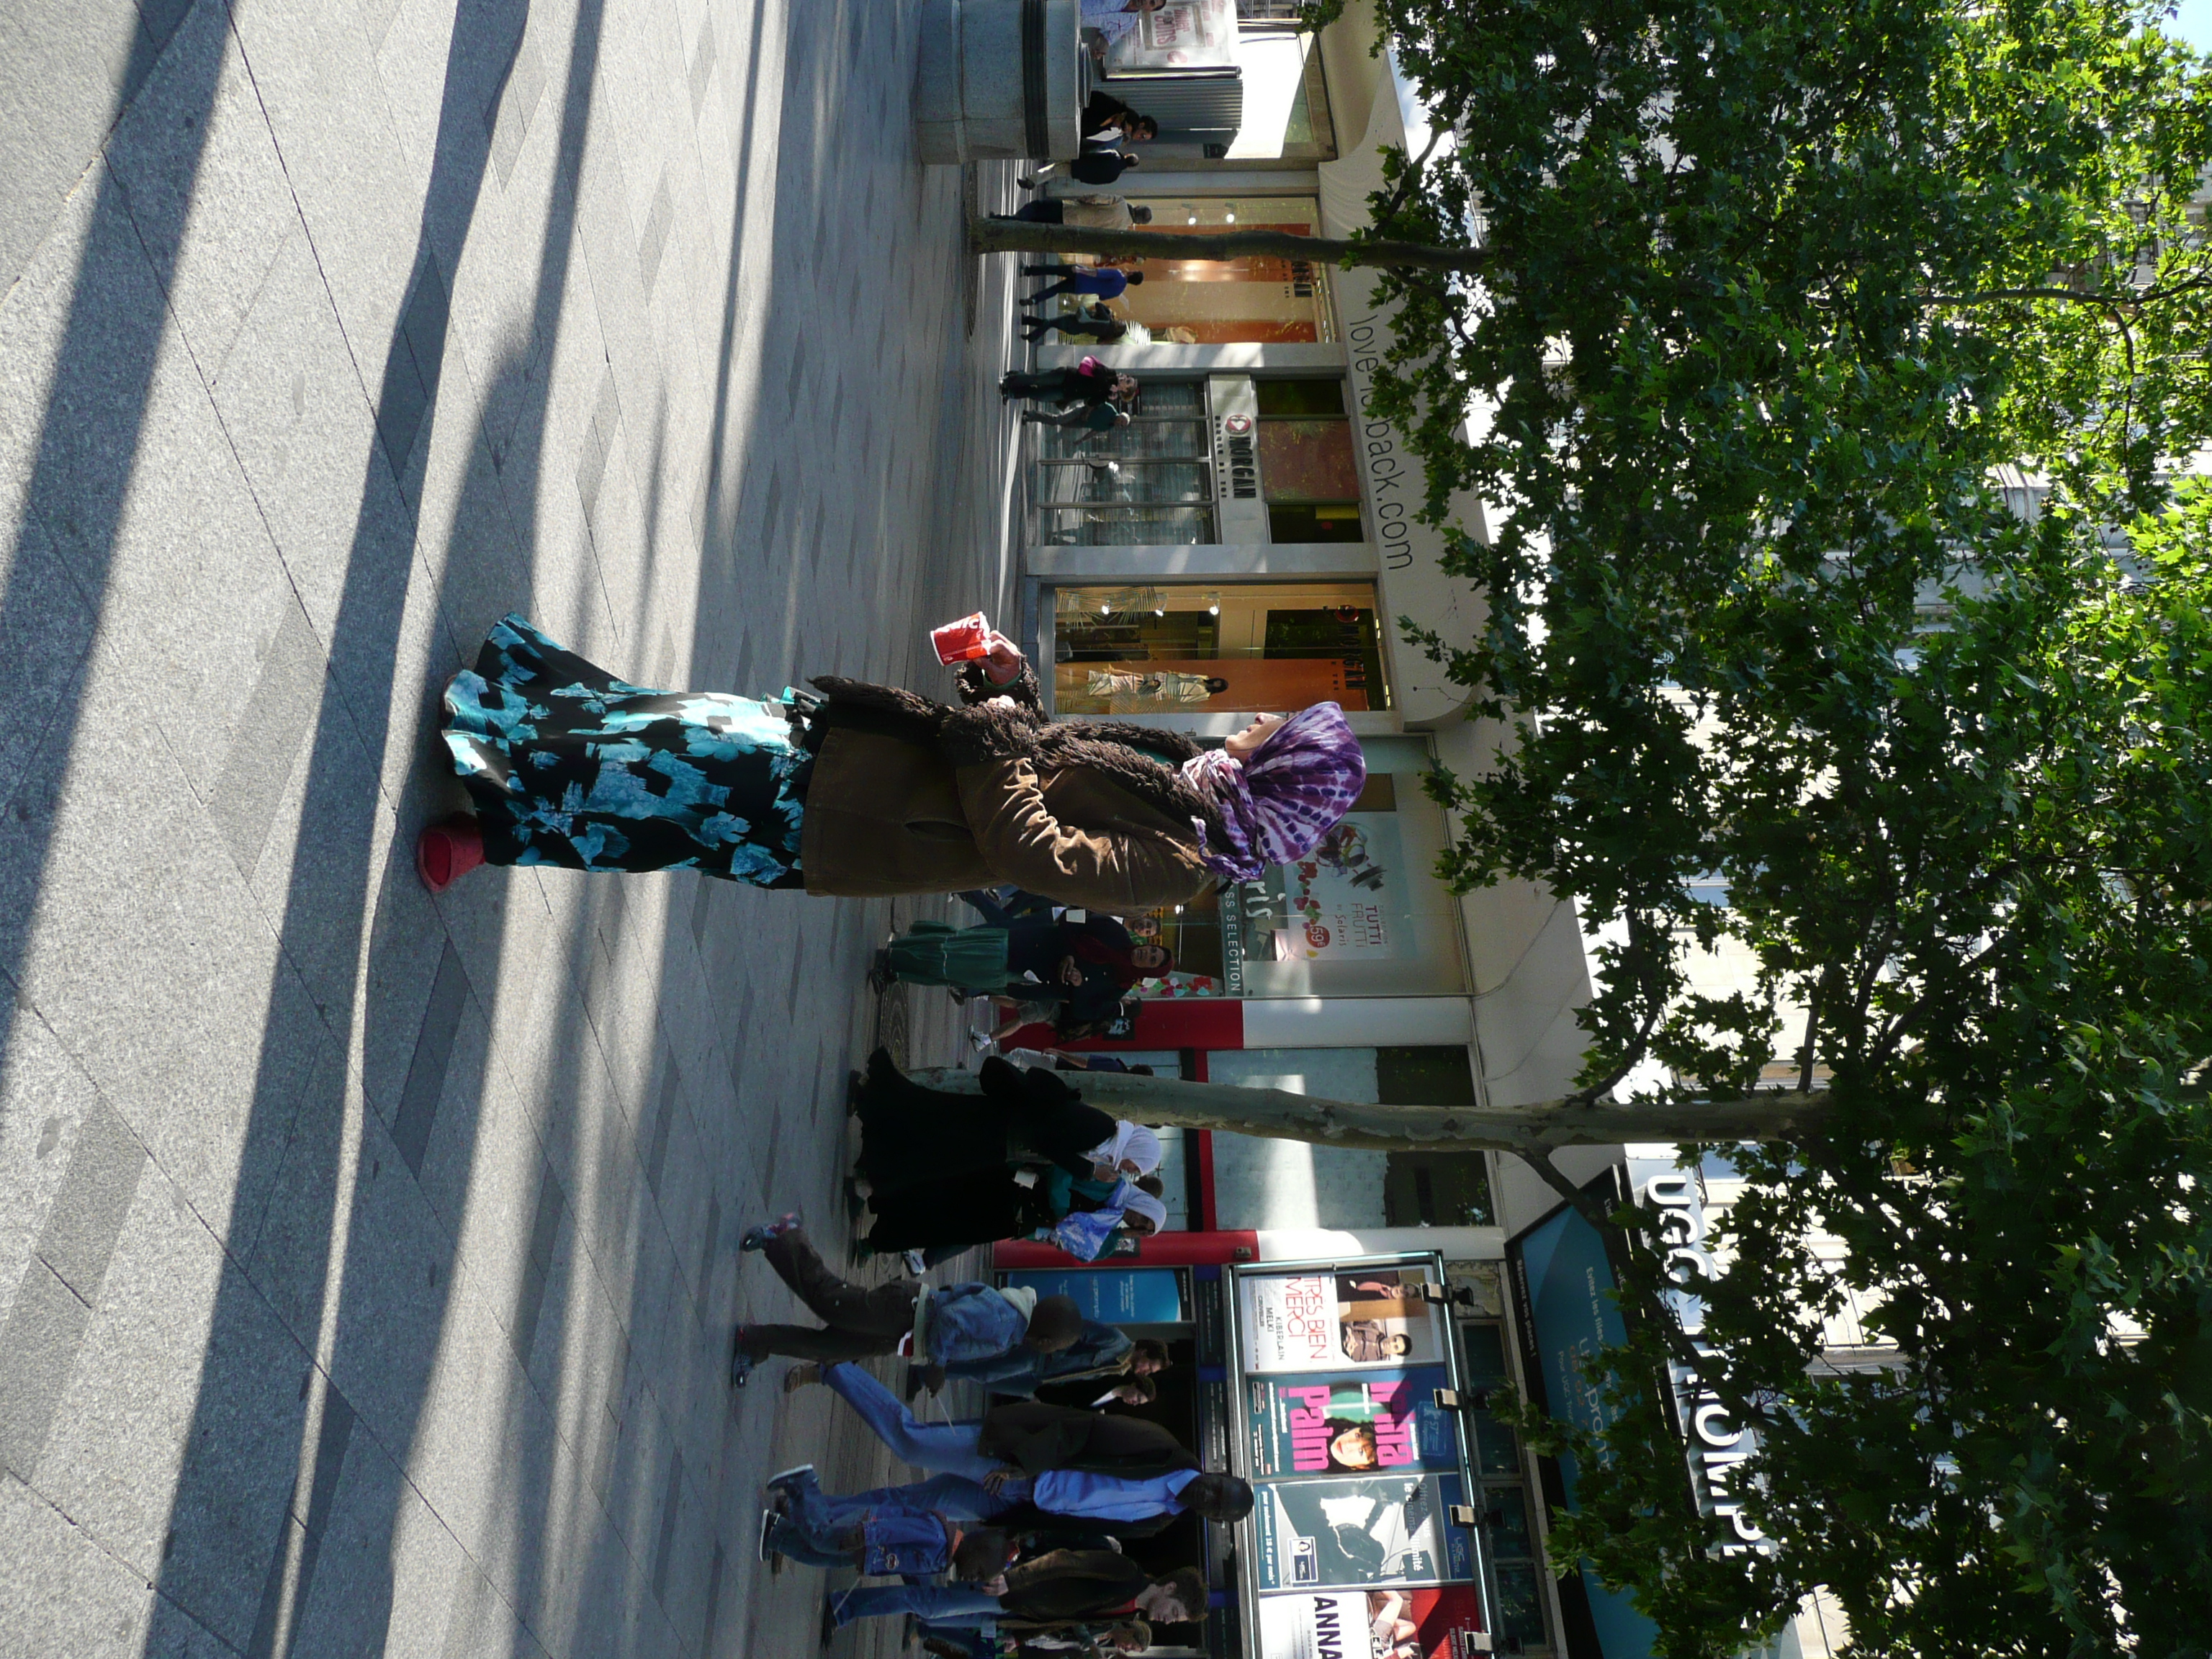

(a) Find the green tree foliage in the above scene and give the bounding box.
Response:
[1329,0,2212,1651]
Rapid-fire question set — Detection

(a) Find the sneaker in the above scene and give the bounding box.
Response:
[729,1326,760,1388]
[970,1030,997,1054]
[768,1462,816,1493]
[902,1249,928,1277]
[757,1506,780,1565]
[819,1596,840,1647]
[739,1213,802,1252]
[1016,174,1038,189]
[866,949,893,994]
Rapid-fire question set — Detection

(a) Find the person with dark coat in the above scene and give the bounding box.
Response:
[827,1551,1205,1632]
[421,624,1370,926]
[979,1400,1201,1478]
[850,1055,1114,1201]
[1082,94,1159,144]
[1021,149,1143,189]
[860,1165,1165,1259]
[1001,359,1135,409]
[1022,266,1143,304]
[1021,307,1129,346]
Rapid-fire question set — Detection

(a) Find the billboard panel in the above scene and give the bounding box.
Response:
[1246,1368,1460,1478]
[1256,1589,1489,1659]
[1252,1473,1474,1591]
[1241,1268,1447,1373]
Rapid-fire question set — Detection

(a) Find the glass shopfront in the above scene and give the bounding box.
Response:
[1118,199,1340,344]
[1051,578,1390,715]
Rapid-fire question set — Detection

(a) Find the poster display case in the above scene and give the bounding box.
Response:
[1229,1254,1495,1656]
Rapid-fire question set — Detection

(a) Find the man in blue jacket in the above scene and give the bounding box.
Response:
[729,1218,1082,1386]
[912,1316,1134,1398]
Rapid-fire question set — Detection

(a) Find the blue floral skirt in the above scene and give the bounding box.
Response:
[441,613,809,884]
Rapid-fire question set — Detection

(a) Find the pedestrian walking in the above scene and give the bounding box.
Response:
[828,1550,1205,1632]
[863,1165,1166,1262]
[756,1478,1012,1585]
[764,1456,1251,1539]
[1022,307,1129,345]
[989,197,1156,233]
[418,616,1368,917]
[1022,266,1144,303]
[999,357,1133,407]
[1082,94,1159,145]
[725,1217,1083,1384]
[1021,150,1143,189]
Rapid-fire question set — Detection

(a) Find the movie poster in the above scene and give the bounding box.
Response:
[1089,0,1238,73]
[1248,1368,1460,1478]
[1241,1269,1447,1373]
[1256,1589,1491,1659]
[1253,1473,1475,1591]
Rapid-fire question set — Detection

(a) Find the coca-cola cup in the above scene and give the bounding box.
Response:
[932,611,992,665]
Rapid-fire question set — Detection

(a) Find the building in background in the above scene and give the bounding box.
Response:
[994,6,1848,1657]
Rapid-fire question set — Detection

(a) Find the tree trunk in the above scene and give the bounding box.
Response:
[907,1069,1827,1151]
[968,217,1490,273]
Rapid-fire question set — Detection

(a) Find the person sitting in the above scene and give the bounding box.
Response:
[726,1217,1082,1385]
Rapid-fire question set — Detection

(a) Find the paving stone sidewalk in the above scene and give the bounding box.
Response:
[0,2,1023,1655]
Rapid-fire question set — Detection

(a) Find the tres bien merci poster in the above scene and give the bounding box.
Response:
[1239,1269,1447,1374]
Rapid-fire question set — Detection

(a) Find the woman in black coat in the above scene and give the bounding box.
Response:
[853,1055,1115,1202]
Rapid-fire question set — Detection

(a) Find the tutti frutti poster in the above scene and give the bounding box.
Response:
[1247,1368,1460,1478]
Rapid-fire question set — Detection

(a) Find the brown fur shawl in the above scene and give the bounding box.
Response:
[807,667,1226,848]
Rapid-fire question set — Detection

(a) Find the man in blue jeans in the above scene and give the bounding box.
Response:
[780,1364,1254,1529]
[729,1219,1083,1385]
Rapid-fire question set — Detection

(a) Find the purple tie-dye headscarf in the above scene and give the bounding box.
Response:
[1180,703,1366,881]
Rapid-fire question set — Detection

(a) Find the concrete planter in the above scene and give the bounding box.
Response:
[914,0,1082,163]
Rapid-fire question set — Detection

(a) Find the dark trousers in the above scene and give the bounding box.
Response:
[1023,315,1122,342]
[1025,274,1090,302]
[1012,201,1064,223]
[1000,368,1104,403]
[743,1231,922,1362]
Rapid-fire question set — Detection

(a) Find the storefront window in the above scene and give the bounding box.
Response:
[1118,198,1338,343]
[1051,577,1390,714]
[1256,377,1362,542]
[1032,381,1216,546]
[1079,737,1471,1001]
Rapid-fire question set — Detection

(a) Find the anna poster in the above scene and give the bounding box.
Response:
[1256,1589,1489,1659]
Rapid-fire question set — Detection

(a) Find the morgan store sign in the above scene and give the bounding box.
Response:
[1210,375,1270,542]
[1336,266,1487,727]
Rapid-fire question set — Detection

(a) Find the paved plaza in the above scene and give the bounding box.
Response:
[0,1,1022,1655]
